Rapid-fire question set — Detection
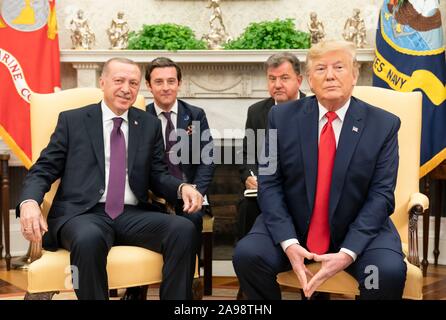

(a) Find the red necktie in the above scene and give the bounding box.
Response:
[307,111,337,254]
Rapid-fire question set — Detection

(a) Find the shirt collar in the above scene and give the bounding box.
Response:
[101,100,129,123]
[317,99,350,122]
[154,100,178,117]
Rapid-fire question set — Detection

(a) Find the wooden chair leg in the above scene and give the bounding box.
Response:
[192,278,203,300]
[109,289,118,297]
[422,177,431,276]
[202,231,213,296]
[0,155,10,270]
[140,285,149,300]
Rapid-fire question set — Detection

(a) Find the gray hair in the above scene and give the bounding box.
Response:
[265,52,301,75]
[101,58,141,76]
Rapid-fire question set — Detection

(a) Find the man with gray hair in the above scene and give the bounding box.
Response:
[233,41,406,300]
[238,52,305,240]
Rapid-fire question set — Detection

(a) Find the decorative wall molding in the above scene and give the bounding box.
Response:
[60,48,375,63]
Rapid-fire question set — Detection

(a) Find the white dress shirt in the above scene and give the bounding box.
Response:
[280,99,357,261]
[99,101,138,206]
[153,100,179,146]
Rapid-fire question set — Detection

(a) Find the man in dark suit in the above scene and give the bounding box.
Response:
[238,52,305,239]
[18,58,203,300]
[123,57,215,299]
[233,41,407,299]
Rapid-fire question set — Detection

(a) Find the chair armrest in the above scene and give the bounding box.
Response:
[28,198,52,263]
[407,192,429,214]
[407,192,429,267]
[202,214,214,233]
[29,241,43,262]
[148,190,176,214]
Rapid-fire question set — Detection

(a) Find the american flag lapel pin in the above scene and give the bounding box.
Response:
[352,126,358,133]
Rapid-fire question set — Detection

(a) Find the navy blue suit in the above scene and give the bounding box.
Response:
[147,100,215,253]
[233,96,407,299]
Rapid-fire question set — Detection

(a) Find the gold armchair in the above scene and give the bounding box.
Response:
[277,86,427,300]
[24,88,164,300]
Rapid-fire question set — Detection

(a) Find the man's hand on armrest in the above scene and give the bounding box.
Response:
[19,200,47,243]
[179,183,203,214]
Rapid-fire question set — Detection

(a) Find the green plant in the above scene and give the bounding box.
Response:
[127,23,207,50]
[224,18,310,50]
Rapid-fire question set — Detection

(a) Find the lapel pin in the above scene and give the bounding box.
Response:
[352,126,358,133]
[184,115,190,121]
[134,120,138,125]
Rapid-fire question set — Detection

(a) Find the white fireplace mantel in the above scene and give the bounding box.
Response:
[61,48,375,64]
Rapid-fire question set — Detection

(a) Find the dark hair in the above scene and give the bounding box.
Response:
[265,52,301,75]
[145,57,182,83]
[101,57,140,76]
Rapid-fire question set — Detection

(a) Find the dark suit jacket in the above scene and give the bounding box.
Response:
[257,95,402,256]
[17,103,181,250]
[239,92,306,184]
[146,99,215,196]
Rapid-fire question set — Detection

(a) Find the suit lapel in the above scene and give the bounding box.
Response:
[329,99,365,219]
[298,98,319,214]
[146,103,156,116]
[177,100,191,131]
[85,104,105,179]
[128,108,142,176]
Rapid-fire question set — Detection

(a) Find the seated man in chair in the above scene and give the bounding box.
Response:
[123,57,215,300]
[18,57,203,300]
[233,41,407,300]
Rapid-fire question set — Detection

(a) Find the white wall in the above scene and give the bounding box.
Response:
[53,0,446,50]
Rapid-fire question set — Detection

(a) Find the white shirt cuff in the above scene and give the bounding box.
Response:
[19,199,39,210]
[340,248,357,261]
[280,238,299,252]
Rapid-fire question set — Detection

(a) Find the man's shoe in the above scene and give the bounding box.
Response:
[121,286,148,300]
[236,288,247,300]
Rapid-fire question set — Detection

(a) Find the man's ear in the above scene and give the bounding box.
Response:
[99,77,104,90]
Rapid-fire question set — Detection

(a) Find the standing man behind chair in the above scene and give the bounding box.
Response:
[233,41,407,299]
[238,52,305,239]
[18,58,203,300]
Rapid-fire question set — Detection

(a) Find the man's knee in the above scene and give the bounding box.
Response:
[360,255,407,299]
[233,238,262,274]
[179,212,203,234]
[69,228,110,254]
[169,217,197,247]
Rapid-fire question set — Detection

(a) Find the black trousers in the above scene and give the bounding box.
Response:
[236,197,261,240]
[233,215,407,300]
[176,206,204,257]
[59,203,197,300]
